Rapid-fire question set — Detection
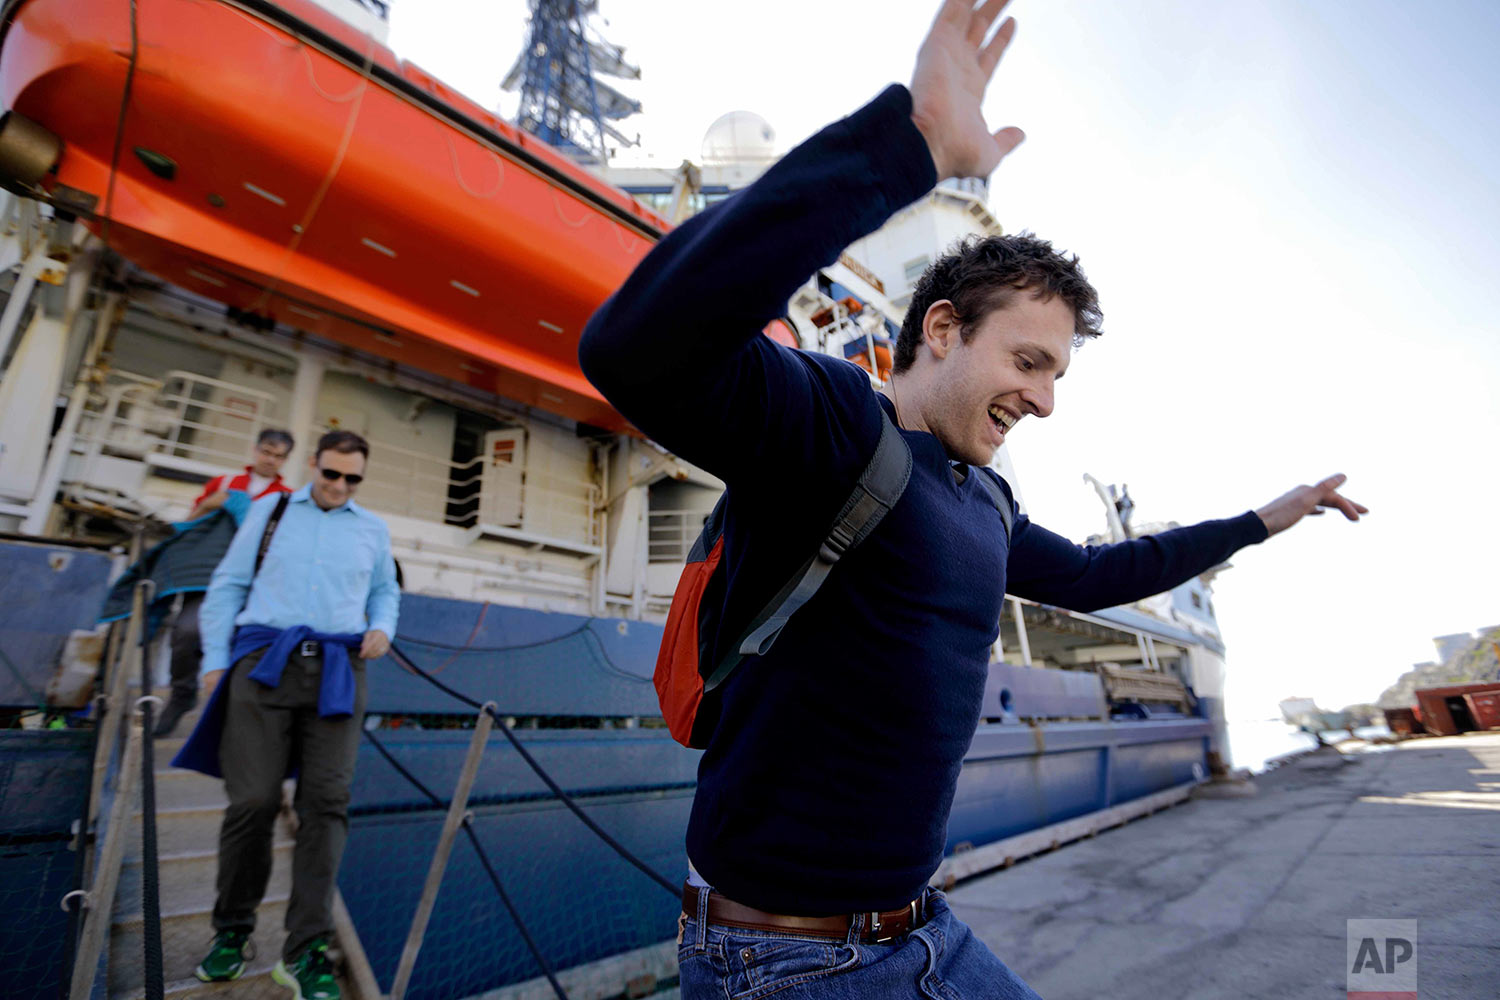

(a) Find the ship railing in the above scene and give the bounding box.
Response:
[150,371,277,472]
[72,371,162,463]
[483,467,602,549]
[68,368,278,488]
[323,428,603,552]
[645,508,709,564]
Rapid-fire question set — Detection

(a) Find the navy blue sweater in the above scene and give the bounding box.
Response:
[578,84,1267,915]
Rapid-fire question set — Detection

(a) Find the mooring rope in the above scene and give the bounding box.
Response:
[386,642,681,899]
[363,727,568,1000]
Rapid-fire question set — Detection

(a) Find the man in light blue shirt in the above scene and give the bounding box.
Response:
[184,429,398,999]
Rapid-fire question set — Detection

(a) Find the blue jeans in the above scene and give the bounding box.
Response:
[677,887,1042,999]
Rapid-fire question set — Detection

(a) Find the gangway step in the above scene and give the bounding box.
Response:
[126,804,256,858]
[116,961,281,1000]
[116,843,293,920]
[109,895,289,996]
[150,767,231,811]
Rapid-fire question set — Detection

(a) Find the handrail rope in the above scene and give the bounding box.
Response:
[136,578,164,1000]
[386,643,680,898]
[362,728,568,1000]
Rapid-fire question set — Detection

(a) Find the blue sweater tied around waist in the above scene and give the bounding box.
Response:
[172,624,364,778]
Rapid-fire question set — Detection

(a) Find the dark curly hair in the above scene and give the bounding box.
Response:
[893,233,1103,373]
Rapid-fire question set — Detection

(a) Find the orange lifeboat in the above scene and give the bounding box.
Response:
[0,0,675,431]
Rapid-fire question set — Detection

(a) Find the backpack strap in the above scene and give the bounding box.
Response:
[252,492,291,580]
[967,466,1015,540]
[703,408,912,692]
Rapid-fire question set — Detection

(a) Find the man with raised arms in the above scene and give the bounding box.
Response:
[579,1,1365,996]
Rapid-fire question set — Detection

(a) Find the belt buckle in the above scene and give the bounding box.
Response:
[298,639,320,659]
[868,900,918,944]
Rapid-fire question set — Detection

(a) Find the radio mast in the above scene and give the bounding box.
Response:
[503,0,641,165]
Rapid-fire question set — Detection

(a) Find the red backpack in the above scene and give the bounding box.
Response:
[653,410,1013,748]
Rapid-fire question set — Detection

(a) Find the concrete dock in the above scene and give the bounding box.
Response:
[948,731,1500,1000]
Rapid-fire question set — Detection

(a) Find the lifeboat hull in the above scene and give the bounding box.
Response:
[0,0,672,431]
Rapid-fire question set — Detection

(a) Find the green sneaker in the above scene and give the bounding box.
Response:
[272,939,340,1000]
[194,929,253,982]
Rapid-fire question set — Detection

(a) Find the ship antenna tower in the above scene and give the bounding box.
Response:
[503,0,641,165]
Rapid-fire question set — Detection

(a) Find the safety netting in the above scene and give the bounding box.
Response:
[338,599,696,1000]
[0,728,95,1000]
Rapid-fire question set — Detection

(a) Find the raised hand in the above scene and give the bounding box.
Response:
[910,0,1025,181]
[1255,474,1369,538]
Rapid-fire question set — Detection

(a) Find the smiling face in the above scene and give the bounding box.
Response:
[309,448,366,511]
[909,291,1076,466]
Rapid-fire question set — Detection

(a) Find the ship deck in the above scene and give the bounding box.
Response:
[944,731,1500,1000]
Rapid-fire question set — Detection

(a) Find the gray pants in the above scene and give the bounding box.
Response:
[168,593,204,701]
[212,647,367,960]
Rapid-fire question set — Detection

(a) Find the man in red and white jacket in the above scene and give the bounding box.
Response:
[189,429,297,518]
[156,429,296,735]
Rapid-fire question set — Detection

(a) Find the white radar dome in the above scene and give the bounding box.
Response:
[701,111,777,165]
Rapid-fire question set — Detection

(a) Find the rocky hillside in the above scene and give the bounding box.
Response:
[1377,627,1500,708]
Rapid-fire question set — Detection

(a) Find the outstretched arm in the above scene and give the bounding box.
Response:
[1007,475,1366,612]
[1007,511,1268,613]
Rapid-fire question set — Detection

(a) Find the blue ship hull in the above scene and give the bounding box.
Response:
[337,594,1210,998]
[336,718,1208,998]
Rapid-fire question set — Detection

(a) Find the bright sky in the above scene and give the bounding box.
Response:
[388,1,1500,721]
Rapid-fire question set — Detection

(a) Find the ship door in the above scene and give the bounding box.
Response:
[480,428,526,527]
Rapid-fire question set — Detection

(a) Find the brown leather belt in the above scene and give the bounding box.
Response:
[682,884,923,944]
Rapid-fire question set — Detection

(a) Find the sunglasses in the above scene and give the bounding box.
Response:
[317,467,364,486]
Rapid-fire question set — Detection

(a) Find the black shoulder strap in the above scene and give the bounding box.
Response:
[252,492,291,580]
[969,467,1016,541]
[703,408,912,692]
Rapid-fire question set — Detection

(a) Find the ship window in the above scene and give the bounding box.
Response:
[1191,592,1202,609]
[904,255,931,283]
